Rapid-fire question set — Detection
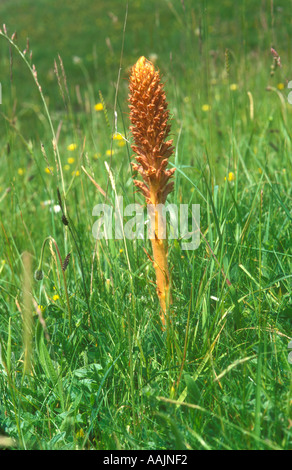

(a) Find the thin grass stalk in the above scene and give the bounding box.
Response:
[22,252,33,377]
[35,236,72,332]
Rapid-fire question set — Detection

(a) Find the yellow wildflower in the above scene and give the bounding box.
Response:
[67,143,77,151]
[64,164,70,171]
[229,172,235,181]
[113,132,124,140]
[230,83,238,91]
[72,170,80,177]
[277,83,285,90]
[45,166,53,175]
[67,157,75,164]
[17,168,25,176]
[113,133,126,147]
[106,149,115,156]
[76,428,84,439]
[94,102,103,111]
[202,104,211,112]
[224,171,235,182]
[52,294,59,301]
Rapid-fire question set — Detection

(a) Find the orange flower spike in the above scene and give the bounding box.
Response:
[129,56,175,326]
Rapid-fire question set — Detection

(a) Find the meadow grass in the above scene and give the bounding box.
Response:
[0,0,291,450]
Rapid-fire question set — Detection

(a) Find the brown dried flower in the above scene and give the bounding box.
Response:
[128,56,175,205]
[128,56,175,325]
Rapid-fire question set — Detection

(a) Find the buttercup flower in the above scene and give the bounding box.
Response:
[95,102,103,111]
[67,143,77,151]
[106,149,116,157]
[113,133,126,147]
[45,166,53,175]
[225,171,235,182]
[113,133,124,140]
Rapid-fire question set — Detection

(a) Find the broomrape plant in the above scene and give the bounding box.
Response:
[128,56,175,326]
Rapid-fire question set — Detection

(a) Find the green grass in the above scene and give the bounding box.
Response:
[0,0,291,450]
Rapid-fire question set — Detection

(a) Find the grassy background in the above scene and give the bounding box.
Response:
[0,0,291,450]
